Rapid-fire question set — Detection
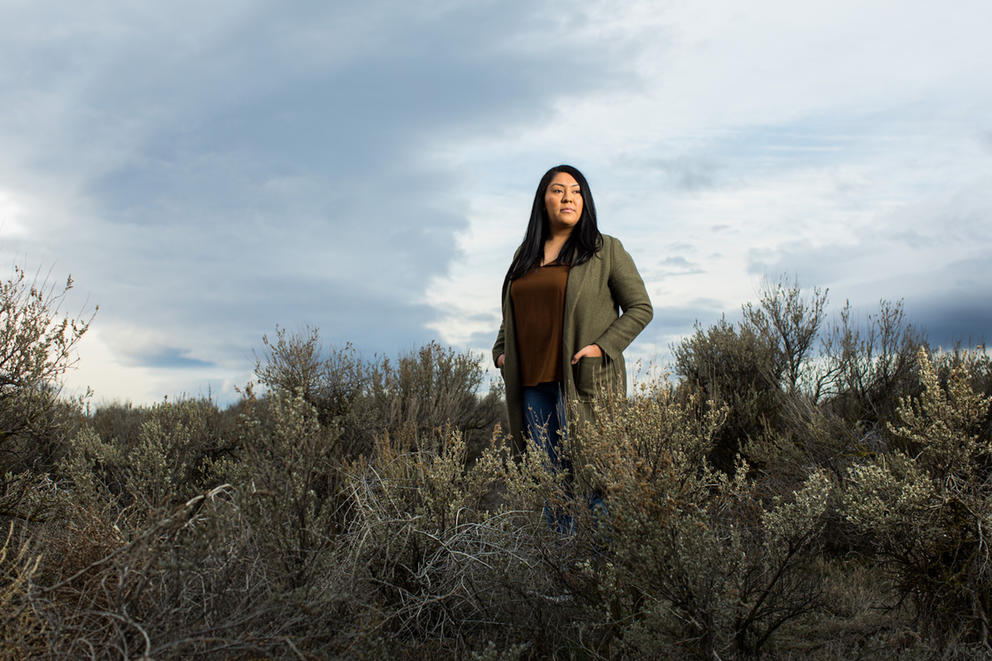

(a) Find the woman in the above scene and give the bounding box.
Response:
[492,165,653,523]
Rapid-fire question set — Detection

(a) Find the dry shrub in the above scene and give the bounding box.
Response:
[34,390,368,658]
[673,316,781,473]
[823,299,926,437]
[365,340,503,456]
[31,485,347,659]
[61,398,230,531]
[336,378,848,658]
[843,348,992,654]
[8,265,992,658]
[0,470,63,527]
[217,390,348,590]
[341,426,568,656]
[256,328,503,463]
[0,522,47,660]
[568,383,833,659]
[0,267,92,476]
[674,283,926,487]
[256,326,379,455]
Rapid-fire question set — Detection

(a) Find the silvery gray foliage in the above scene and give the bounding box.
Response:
[0,266,93,475]
[844,348,992,652]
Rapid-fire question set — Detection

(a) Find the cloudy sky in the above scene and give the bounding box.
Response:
[1,1,989,405]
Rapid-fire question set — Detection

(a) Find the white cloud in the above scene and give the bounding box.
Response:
[431,0,992,342]
[0,189,28,238]
[422,193,527,348]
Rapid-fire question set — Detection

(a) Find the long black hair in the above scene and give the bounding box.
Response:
[504,164,603,288]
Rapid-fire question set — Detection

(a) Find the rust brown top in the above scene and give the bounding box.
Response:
[510,264,569,387]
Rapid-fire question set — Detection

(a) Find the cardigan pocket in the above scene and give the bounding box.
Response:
[574,356,609,399]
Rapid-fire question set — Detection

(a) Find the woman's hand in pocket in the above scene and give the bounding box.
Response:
[496,353,505,368]
[571,344,603,365]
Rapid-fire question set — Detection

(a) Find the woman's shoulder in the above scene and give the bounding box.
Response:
[598,233,625,255]
[595,234,641,271]
[585,234,619,268]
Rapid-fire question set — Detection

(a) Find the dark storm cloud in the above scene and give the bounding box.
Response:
[0,1,638,392]
[745,243,992,349]
[903,256,992,348]
[908,295,992,349]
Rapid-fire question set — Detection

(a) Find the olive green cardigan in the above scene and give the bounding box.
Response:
[492,234,653,454]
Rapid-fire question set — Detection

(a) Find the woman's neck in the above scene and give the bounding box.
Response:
[542,227,573,265]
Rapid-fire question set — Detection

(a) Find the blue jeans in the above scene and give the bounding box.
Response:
[522,382,612,543]
[522,381,573,534]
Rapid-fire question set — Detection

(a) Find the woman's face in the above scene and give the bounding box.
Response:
[544,171,583,231]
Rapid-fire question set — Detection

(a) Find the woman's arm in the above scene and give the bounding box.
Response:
[493,321,506,368]
[594,238,653,360]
